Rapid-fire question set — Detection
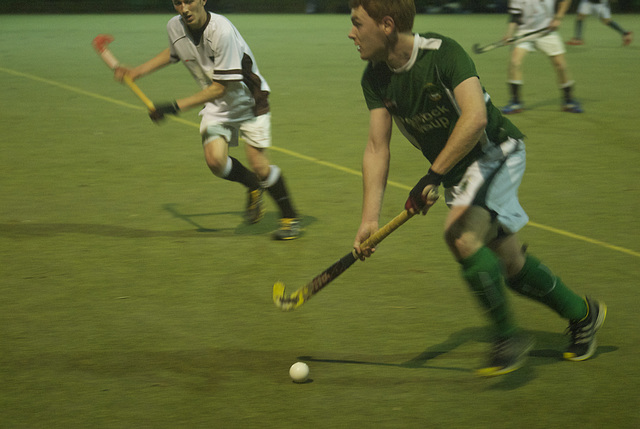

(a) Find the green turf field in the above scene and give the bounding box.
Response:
[1,12,639,428]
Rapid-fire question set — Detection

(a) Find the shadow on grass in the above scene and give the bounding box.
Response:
[163,203,317,237]
[0,204,317,239]
[513,95,595,113]
[0,221,227,239]
[299,326,618,388]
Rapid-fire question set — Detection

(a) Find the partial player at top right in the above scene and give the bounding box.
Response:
[566,0,633,46]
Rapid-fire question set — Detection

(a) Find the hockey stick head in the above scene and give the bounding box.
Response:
[471,41,504,55]
[272,208,417,313]
[92,34,114,53]
[273,281,305,311]
[471,43,483,54]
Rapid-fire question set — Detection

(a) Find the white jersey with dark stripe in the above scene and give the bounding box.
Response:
[508,0,557,33]
[167,12,270,122]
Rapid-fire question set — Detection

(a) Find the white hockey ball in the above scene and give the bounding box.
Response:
[289,362,309,383]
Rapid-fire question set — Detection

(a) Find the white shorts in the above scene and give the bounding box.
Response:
[577,1,611,19]
[201,113,271,148]
[444,138,529,234]
[515,31,566,56]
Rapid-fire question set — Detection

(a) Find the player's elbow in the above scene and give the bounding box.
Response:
[465,110,488,134]
[475,114,488,132]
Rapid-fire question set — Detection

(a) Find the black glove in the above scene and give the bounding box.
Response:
[405,168,443,211]
[149,101,180,123]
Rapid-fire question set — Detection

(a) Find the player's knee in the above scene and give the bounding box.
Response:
[502,250,526,278]
[205,157,221,173]
[251,161,271,180]
[259,164,281,187]
[206,154,229,178]
[444,229,481,261]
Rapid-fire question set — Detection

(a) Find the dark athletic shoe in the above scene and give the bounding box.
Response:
[501,100,524,114]
[245,188,265,224]
[562,99,584,113]
[564,297,607,362]
[273,218,300,240]
[476,333,535,377]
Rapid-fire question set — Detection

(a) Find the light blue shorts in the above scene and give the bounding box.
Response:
[444,138,529,234]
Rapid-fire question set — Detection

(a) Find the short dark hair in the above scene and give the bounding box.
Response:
[348,0,416,33]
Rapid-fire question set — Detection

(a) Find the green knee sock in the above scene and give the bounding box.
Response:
[461,247,517,338]
[507,255,587,321]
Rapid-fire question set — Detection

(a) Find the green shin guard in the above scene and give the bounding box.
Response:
[461,247,517,338]
[507,255,587,321]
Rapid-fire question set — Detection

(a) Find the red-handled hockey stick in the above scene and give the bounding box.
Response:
[92,34,156,111]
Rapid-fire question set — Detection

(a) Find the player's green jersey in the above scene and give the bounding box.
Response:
[361,33,524,187]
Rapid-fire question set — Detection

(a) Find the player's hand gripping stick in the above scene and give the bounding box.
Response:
[273,189,439,311]
[92,34,156,111]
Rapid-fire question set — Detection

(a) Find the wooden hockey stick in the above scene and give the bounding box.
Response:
[273,190,438,311]
[92,34,156,111]
[121,75,155,111]
[472,27,550,54]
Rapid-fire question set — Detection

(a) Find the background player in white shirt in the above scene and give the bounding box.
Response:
[501,0,583,114]
[114,0,300,240]
[567,0,633,46]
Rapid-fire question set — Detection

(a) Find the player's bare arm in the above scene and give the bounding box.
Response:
[174,80,228,111]
[550,0,571,30]
[114,48,172,82]
[429,77,487,176]
[406,76,487,215]
[354,107,392,259]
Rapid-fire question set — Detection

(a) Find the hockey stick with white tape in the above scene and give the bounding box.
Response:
[92,34,156,111]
